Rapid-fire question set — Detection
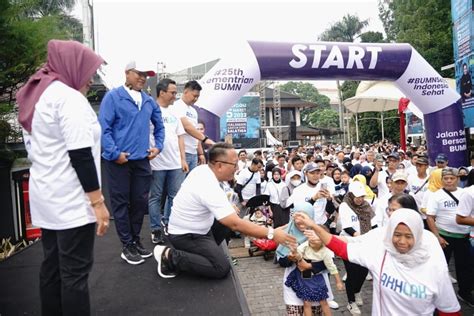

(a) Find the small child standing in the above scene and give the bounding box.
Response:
[285,233,344,316]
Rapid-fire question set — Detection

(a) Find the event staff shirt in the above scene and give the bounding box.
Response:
[150,105,185,171]
[426,188,469,234]
[237,167,261,201]
[24,81,100,230]
[288,183,327,224]
[168,165,234,235]
[172,99,198,154]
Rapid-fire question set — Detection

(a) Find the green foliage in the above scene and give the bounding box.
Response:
[280,81,332,126]
[307,108,340,129]
[378,0,453,77]
[319,14,369,42]
[341,80,359,101]
[360,31,385,43]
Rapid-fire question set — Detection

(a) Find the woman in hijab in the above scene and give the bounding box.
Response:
[352,174,376,203]
[296,208,461,316]
[276,202,336,316]
[337,181,376,314]
[420,168,443,216]
[280,170,303,209]
[264,167,287,227]
[457,167,469,188]
[16,40,109,315]
[349,163,363,178]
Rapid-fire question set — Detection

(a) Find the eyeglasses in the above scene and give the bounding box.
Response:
[213,160,238,168]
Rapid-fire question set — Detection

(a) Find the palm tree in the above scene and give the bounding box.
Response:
[319,14,369,42]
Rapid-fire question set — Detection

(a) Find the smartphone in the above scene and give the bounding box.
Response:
[321,183,327,190]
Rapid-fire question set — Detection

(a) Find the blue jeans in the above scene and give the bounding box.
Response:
[148,168,185,231]
[185,152,198,175]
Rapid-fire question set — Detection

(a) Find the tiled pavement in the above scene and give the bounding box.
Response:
[229,238,474,316]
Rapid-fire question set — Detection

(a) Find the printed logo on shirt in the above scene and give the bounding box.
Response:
[186,111,197,119]
[443,200,457,208]
[381,273,427,299]
[351,215,358,222]
[162,115,177,124]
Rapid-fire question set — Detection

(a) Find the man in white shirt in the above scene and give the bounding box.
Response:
[370,152,399,197]
[172,80,214,173]
[407,155,429,210]
[236,149,249,174]
[235,158,264,206]
[153,143,296,279]
[148,79,188,244]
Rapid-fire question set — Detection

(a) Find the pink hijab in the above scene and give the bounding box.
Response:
[16,40,104,132]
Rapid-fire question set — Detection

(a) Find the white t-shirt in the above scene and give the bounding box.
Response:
[24,81,100,230]
[237,167,261,201]
[123,84,142,109]
[426,188,470,235]
[407,173,429,211]
[456,186,474,237]
[287,183,327,224]
[374,193,391,228]
[375,169,393,197]
[171,98,198,154]
[347,238,459,315]
[339,202,377,237]
[263,180,286,204]
[237,159,249,173]
[168,165,235,235]
[149,105,185,171]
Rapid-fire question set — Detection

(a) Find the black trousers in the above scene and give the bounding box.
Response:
[40,223,95,316]
[168,220,232,279]
[343,259,368,303]
[442,235,473,296]
[104,159,152,246]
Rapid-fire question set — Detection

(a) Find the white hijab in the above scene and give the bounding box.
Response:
[382,208,430,268]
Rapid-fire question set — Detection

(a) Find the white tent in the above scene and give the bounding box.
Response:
[342,79,455,141]
[265,129,282,146]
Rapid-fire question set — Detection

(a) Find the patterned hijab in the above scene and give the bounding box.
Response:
[17,40,104,132]
[343,192,374,234]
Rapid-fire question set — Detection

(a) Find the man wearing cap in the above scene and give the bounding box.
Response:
[369,152,399,197]
[407,155,430,210]
[373,170,409,227]
[426,168,473,306]
[435,153,449,169]
[99,61,164,265]
[172,80,214,174]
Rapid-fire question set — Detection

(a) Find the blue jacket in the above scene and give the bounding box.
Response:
[99,86,165,161]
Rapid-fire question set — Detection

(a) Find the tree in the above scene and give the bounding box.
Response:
[378,0,453,77]
[319,14,369,42]
[360,31,385,43]
[307,108,339,129]
[280,81,333,127]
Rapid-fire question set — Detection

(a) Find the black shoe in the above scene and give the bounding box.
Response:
[153,245,177,278]
[162,224,169,236]
[151,229,164,244]
[457,292,474,307]
[134,240,153,258]
[121,244,145,265]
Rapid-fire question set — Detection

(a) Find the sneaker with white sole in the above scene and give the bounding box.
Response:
[328,300,339,309]
[347,302,361,315]
[354,293,363,306]
[134,240,153,258]
[153,245,177,279]
[121,244,145,265]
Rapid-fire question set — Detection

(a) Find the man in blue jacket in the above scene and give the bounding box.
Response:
[99,60,165,265]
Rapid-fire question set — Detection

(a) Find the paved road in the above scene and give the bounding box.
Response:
[230,239,474,316]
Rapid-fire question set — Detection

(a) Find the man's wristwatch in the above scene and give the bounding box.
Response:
[267,227,274,240]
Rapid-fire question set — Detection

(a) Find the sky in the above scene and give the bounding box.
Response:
[74,0,385,88]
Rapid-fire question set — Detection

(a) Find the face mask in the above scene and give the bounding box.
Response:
[460,175,468,181]
[291,180,301,187]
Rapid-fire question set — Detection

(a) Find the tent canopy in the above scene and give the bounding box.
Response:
[343,79,455,119]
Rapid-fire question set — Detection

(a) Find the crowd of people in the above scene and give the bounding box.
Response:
[16,41,474,316]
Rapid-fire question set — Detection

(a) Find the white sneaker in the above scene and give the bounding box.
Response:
[342,273,347,282]
[366,273,373,281]
[450,274,457,284]
[347,302,361,315]
[354,293,363,306]
[328,300,339,309]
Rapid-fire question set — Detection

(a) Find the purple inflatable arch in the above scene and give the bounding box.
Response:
[195,41,467,167]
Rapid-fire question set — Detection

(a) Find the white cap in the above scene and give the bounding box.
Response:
[124,60,156,77]
[349,181,366,197]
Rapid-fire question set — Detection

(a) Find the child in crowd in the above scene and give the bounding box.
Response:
[285,229,344,316]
